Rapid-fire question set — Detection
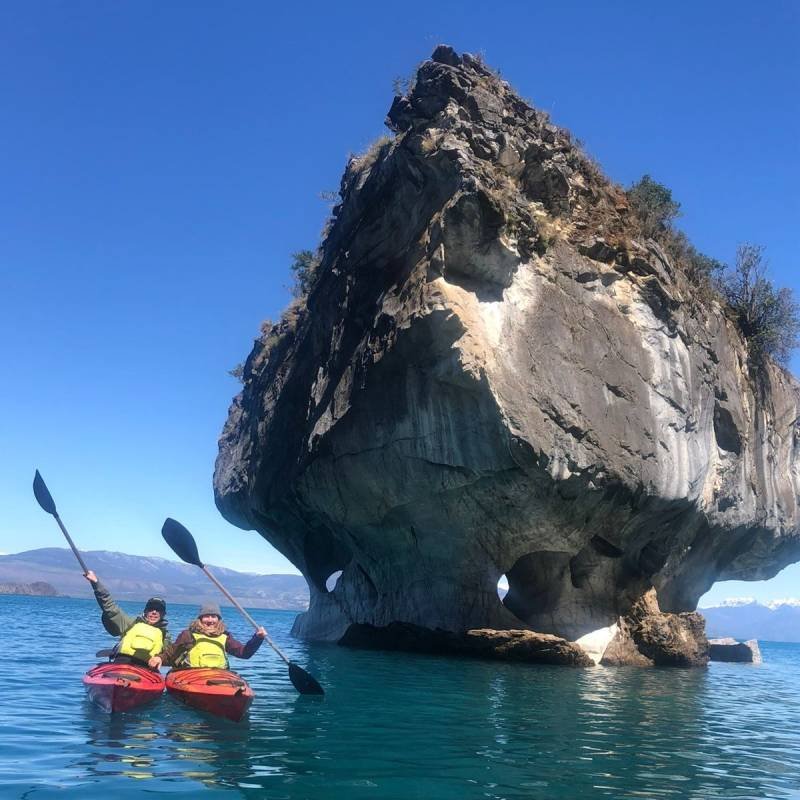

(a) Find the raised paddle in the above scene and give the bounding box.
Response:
[161,517,324,696]
[32,470,90,573]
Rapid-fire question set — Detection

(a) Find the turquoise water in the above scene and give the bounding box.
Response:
[2,596,800,798]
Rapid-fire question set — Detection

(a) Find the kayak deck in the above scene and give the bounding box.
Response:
[165,668,254,722]
[83,662,165,713]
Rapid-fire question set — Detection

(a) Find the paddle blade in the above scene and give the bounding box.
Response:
[161,518,204,567]
[289,662,325,695]
[33,470,58,516]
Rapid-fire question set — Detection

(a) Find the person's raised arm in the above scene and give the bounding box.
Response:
[84,572,135,636]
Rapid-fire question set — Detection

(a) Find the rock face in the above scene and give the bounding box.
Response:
[214,46,800,653]
[709,637,762,664]
[340,622,593,666]
[601,590,708,666]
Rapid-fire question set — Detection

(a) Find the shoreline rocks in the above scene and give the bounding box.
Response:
[709,637,762,664]
[339,590,710,668]
[601,591,708,666]
[339,622,594,666]
[0,581,58,596]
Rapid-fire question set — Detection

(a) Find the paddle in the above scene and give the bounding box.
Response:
[161,518,324,696]
[32,470,90,573]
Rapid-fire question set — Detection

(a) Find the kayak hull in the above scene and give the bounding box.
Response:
[165,668,254,722]
[83,662,165,713]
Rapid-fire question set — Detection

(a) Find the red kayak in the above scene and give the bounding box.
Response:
[165,668,254,722]
[83,662,165,713]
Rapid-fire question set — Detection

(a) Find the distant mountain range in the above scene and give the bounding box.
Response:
[0,548,309,610]
[701,598,800,642]
[5,550,795,640]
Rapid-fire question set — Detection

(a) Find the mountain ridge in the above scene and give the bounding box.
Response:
[701,600,800,642]
[0,548,309,610]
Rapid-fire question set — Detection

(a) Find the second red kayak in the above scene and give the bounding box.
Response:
[83,662,165,713]
[165,668,254,722]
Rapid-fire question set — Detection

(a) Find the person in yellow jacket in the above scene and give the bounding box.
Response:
[161,603,265,669]
[84,570,170,670]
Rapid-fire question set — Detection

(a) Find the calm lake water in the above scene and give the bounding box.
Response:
[2,595,800,799]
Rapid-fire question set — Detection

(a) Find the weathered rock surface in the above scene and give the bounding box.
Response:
[215,45,800,653]
[339,622,593,666]
[601,589,708,666]
[709,637,762,663]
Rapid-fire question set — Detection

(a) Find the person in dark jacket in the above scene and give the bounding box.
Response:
[84,570,170,669]
[161,602,265,669]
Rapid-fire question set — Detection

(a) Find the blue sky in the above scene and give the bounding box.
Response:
[1,2,798,605]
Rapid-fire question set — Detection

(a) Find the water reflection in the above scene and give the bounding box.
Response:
[47,647,800,798]
[6,597,800,799]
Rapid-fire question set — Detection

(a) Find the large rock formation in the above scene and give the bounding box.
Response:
[214,46,800,658]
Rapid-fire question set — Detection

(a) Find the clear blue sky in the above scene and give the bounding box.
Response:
[1,2,798,604]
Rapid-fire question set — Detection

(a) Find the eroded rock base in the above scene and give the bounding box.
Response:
[339,622,593,666]
[601,590,709,666]
[709,638,762,664]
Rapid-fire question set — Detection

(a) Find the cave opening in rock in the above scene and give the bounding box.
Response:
[302,527,352,594]
[497,574,509,603]
[325,570,344,593]
[501,550,572,624]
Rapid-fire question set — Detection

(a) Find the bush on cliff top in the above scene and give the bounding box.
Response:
[627,175,681,237]
[627,175,724,286]
[290,249,321,297]
[627,176,797,369]
[722,243,800,368]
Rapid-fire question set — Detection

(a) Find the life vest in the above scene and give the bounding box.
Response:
[188,631,228,668]
[118,621,164,662]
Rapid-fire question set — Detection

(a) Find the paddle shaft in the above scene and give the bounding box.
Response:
[53,513,90,573]
[202,566,290,666]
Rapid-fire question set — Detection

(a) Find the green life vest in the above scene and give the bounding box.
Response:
[188,631,228,668]
[118,621,164,662]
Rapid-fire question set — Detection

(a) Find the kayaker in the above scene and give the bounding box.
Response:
[161,602,266,669]
[83,570,170,670]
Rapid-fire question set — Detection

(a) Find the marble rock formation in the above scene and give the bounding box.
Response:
[215,46,800,663]
[339,622,594,666]
[708,637,762,664]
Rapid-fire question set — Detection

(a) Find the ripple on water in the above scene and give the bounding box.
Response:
[2,597,800,798]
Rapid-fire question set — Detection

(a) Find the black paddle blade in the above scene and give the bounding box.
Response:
[161,517,204,567]
[289,662,324,695]
[33,470,57,515]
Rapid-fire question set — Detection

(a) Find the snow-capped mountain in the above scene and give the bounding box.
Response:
[701,598,800,642]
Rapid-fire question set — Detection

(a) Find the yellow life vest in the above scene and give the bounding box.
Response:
[118,621,164,662]
[188,631,228,668]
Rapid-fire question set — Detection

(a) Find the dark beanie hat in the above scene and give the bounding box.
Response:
[144,597,166,615]
[198,602,221,618]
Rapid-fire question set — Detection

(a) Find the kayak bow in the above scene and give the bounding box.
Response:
[165,668,254,722]
[83,662,165,713]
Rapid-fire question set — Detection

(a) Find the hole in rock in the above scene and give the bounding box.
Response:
[325,570,343,593]
[497,574,509,601]
[713,403,742,454]
[302,527,353,594]
[501,550,572,623]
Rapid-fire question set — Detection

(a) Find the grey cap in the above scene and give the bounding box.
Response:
[198,602,221,618]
